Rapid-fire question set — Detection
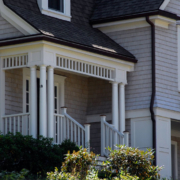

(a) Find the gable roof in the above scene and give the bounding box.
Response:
[2,0,137,63]
[91,0,166,23]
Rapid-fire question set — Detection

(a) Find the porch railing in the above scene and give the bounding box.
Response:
[54,107,90,150]
[2,113,30,135]
[101,115,129,156]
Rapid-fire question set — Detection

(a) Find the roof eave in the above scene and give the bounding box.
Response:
[91,10,180,25]
[0,35,138,63]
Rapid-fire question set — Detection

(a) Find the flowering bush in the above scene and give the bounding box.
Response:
[61,148,96,179]
[106,145,163,180]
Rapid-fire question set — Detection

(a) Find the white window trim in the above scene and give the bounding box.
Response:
[171,141,178,180]
[37,0,71,21]
[23,68,66,114]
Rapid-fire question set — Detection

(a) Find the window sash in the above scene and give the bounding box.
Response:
[48,0,64,13]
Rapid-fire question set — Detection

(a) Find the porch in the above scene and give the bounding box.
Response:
[0,42,135,154]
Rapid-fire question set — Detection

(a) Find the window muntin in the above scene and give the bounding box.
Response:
[48,0,64,13]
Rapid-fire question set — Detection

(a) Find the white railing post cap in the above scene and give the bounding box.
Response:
[123,131,129,134]
[84,123,91,127]
[61,106,67,114]
[100,115,106,121]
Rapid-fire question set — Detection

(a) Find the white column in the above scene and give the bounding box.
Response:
[40,65,47,137]
[119,83,125,133]
[30,66,37,138]
[111,82,119,128]
[48,66,54,139]
[0,60,5,134]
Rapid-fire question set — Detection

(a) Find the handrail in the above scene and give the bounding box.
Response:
[54,109,90,151]
[64,113,85,131]
[54,113,64,118]
[103,120,124,138]
[2,113,30,118]
[101,115,129,156]
[3,113,30,136]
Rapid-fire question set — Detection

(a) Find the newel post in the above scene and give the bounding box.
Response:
[123,131,129,147]
[101,115,106,156]
[61,107,67,115]
[84,124,90,152]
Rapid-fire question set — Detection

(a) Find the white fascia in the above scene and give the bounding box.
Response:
[37,0,71,22]
[159,0,171,10]
[0,0,39,35]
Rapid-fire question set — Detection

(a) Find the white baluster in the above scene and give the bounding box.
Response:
[57,116,60,144]
[124,131,129,147]
[64,118,66,140]
[60,116,63,143]
[13,117,16,135]
[67,118,69,139]
[5,118,7,134]
[71,121,73,142]
[18,116,20,132]
[82,130,84,147]
[78,127,80,146]
[74,124,77,144]
[9,117,12,133]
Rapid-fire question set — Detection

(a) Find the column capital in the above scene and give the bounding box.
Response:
[47,65,54,69]
[109,81,119,84]
[30,65,37,69]
[40,64,47,68]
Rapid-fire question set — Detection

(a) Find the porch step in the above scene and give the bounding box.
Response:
[95,156,107,171]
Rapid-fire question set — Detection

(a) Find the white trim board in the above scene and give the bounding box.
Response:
[0,0,39,35]
[86,107,180,123]
[93,15,176,33]
[160,0,171,10]
[171,141,178,180]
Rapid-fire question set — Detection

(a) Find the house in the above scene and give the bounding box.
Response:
[0,0,180,178]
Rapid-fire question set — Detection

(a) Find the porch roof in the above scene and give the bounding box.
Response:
[3,0,137,63]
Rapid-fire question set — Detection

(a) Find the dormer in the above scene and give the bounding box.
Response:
[37,0,71,21]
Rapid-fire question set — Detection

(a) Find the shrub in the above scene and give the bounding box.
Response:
[47,168,139,180]
[106,145,163,180]
[0,133,79,176]
[0,169,29,180]
[59,139,79,158]
[61,148,96,179]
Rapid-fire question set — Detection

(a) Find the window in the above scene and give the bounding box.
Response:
[48,0,64,13]
[37,0,71,21]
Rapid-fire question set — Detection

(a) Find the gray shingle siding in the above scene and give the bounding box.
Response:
[165,0,180,15]
[155,23,180,112]
[106,27,152,110]
[0,15,23,40]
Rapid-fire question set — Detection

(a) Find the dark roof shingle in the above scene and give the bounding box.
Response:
[3,0,136,61]
[91,0,164,22]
